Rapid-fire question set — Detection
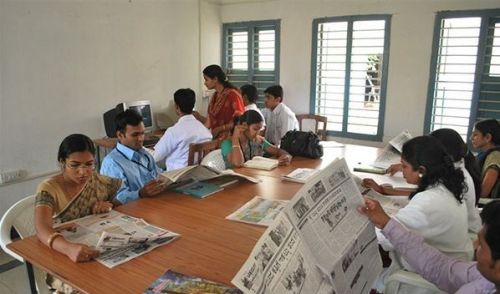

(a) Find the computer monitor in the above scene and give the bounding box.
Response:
[125,100,154,133]
[103,100,154,137]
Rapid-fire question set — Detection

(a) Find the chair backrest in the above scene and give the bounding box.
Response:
[201,149,226,171]
[188,139,222,165]
[0,195,36,262]
[295,114,328,141]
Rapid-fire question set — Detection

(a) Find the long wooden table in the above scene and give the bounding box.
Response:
[8,143,381,293]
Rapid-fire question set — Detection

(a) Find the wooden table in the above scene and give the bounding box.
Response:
[8,144,381,293]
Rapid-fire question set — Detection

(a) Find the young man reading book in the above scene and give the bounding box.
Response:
[100,109,164,204]
[262,85,299,147]
[153,88,212,171]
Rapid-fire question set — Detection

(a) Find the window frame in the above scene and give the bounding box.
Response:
[424,9,500,139]
[310,14,392,141]
[222,19,281,107]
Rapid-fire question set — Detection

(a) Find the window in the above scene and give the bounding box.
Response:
[311,15,391,141]
[223,20,280,108]
[425,10,500,139]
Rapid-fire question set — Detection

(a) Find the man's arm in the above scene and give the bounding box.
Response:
[383,219,478,293]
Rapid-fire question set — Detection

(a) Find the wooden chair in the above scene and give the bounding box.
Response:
[296,114,328,140]
[187,139,222,165]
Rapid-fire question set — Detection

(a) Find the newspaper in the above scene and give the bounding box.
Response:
[56,210,180,268]
[232,158,382,294]
[226,196,289,227]
[160,165,261,189]
[372,130,412,169]
[352,174,409,216]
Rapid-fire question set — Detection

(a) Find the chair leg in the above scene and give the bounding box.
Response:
[25,262,37,294]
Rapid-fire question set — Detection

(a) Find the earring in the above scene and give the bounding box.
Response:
[418,173,423,178]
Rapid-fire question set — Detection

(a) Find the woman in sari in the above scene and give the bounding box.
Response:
[34,134,121,292]
[221,110,291,167]
[203,64,245,139]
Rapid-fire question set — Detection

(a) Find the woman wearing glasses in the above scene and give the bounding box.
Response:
[34,134,121,291]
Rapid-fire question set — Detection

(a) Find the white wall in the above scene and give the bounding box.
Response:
[0,0,202,217]
[217,0,500,146]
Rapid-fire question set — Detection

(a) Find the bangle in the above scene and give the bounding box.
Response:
[232,145,241,149]
[47,232,63,249]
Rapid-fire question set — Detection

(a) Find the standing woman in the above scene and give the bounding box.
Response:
[471,118,500,198]
[203,64,245,139]
[34,134,121,292]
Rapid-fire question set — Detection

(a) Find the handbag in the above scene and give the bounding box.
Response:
[280,130,324,159]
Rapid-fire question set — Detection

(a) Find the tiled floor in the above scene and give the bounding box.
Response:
[0,250,31,294]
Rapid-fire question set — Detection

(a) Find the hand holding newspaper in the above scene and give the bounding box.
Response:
[232,158,383,294]
[56,210,180,268]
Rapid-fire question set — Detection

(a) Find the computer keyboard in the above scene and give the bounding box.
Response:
[143,136,160,147]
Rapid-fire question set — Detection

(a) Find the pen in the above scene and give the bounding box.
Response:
[361,188,371,195]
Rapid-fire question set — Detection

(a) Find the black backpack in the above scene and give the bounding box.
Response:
[280,130,324,159]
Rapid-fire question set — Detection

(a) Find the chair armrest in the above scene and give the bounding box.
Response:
[384,270,445,294]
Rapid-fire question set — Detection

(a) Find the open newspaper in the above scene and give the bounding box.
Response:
[160,165,261,189]
[372,130,412,169]
[351,175,409,216]
[232,159,382,294]
[56,210,180,268]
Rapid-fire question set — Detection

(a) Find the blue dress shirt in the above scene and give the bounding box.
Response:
[100,143,161,204]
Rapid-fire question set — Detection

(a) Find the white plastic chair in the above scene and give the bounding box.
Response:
[201,149,226,171]
[0,195,49,294]
[383,247,473,294]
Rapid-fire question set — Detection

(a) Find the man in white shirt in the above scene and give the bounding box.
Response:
[263,85,299,146]
[154,88,212,170]
[240,84,265,128]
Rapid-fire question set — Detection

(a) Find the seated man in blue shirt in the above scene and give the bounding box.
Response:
[360,198,500,293]
[100,109,164,204]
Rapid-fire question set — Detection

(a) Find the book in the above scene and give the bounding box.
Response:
[243,156,279,170]
[159,165,261,189]
[174,181,223,199]
[282,168,319,183]
[204,176,239,188]
[144,269,242,294]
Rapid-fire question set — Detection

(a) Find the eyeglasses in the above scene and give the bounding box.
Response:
[65,162,96,171]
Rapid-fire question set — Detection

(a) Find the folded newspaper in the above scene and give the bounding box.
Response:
[232,158,382,294]
[372,130,412,169]
[55,210,180,268]
[226,196,289,227]
[159,165,261,189]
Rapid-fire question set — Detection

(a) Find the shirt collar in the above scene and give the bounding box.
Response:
[116,142,142,160]
[178,114,195,123]
[272,103,284,114]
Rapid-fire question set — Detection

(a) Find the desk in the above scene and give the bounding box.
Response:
[8,144,380,293]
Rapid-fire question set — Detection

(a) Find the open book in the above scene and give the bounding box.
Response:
[372,130,412,169]
[232,159,383,293]
[159,165,261,189]
[55,210,179,268]
[243,156,279,170]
